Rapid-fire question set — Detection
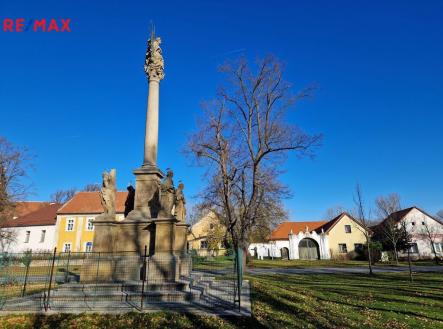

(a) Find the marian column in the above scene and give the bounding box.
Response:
[128,32,165,220]
[143,33,164,168]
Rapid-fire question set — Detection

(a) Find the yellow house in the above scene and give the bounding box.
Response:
[320,213,368,259]
[55,192,126,252]
[187,212,227,256]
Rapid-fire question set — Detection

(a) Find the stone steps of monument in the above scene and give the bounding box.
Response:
[53,281,190,293]
[126,290,200,303]
[0,297,44,311]
[122,281,189,292]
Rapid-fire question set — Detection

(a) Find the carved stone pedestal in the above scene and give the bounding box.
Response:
[91,215,116,252]
[128,166,164,219]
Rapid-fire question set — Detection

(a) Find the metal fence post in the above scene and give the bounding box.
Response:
[235,248,243,311]
[45,247,57,311]
[64,250,71,283]
[140,245,147,310]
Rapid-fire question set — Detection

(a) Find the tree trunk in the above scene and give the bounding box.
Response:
[393,246,399,265]
[431,244,439,265]
[367,238,373,275]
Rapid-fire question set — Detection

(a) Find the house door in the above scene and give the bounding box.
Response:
[280,247,289,260]
[298,238,320,260]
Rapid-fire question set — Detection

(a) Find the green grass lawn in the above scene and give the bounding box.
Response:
[248,258,443,268]
[0,272,442,328]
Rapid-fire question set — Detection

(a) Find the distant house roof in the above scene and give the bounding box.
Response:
[268,212,367,241]
[57,191,127,214]
[378,206,443,226]
[13,201,50,218]
[268,221,328,240]
[315,212,363,234]
[3,203,62,228]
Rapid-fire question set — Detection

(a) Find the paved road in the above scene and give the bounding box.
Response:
[246,265,443,275]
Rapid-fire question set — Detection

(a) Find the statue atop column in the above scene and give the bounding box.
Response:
[144,30,164,81]
[100,169,117,218]
[174,182,186,221]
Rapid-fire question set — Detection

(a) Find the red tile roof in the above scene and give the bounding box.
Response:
[13,201,50,218]
[57,191,127,214]
[3,203,62,227]
[268,212,366,240]
[268,221,328,240]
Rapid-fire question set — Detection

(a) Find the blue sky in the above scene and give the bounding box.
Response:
[1,0,442,220]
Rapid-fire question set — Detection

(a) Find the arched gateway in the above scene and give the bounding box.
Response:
[280,247,289,260]
[298,238,320,260]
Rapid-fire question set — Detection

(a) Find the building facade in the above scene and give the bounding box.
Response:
[55,191,126,252]
[378,207,443,260]
[1,203,61,252]
[249,213,368,260]
[187,212,227,256]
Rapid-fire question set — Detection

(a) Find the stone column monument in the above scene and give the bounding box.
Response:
[88,31,190,283]
[128,30,165,221]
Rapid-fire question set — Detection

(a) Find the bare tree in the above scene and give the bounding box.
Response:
[0,137,32,248]
[249,198,287,243]
[437,210,443,221]
[187,56,321,269]
[50,188,77,203]
[353,184,373,275]
[421,216,441,264]
[83,183,100,192]
[324,205,346,221]
[375,193,403,264]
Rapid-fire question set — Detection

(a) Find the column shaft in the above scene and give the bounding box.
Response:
[144,79,160,166]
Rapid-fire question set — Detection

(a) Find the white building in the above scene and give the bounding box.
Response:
[1,203,61,253]
[379,207,443,260]
[249,213,368,260]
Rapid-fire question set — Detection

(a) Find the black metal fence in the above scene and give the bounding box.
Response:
[0,248,243,313]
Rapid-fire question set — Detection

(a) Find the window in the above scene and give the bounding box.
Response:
[200,240,208,249]
[63,243,72,252]
[344,225,352,233]
[85,242,93,252]
[409,243,419,253]
[24,231,30,243]
[338,243,348,253]
[66,218,75,231]
[209,223,214,230]
[433,243,443,253]
[354,243,363,252]
[422,221,425,225]
[411,222,415,226]
[40,230,46,243]
[87,218,94,231]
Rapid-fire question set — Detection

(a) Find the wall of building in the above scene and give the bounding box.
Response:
[55,213,125,252]
[327,215,367,259]
[187,212,227,256]
[398,208,443,259]
[2,225,56,252]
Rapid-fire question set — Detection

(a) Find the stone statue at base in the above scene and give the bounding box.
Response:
[158,169,175,218]
[124,185,135,218]
[99,169,116,219]
[174,182,186,221]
